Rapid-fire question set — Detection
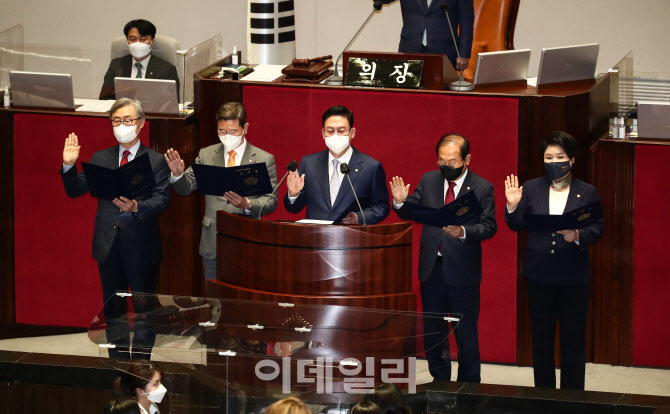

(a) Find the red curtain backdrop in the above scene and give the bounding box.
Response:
[633,145,670,367]
[14,114,150,327]
[243,85,518,363]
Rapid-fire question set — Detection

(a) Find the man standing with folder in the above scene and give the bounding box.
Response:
[60,98,170,359]
[164,102,278,280]
[390,133,496,383]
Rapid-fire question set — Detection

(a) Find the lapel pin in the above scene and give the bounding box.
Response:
[249,159,253,163]
[577,194,581,198]
[355,169,359,172]
[467,187,471,190]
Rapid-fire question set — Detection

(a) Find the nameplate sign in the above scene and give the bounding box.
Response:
[344,58,424,89]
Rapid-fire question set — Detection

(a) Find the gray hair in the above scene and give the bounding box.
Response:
[109,98,145,120]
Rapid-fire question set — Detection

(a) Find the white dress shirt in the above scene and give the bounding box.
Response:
[131,54,151,78]
[288,145,354,204]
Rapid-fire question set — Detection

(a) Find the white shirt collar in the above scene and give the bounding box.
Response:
[119,140,141,158]
[328,145,354,165]
[132,54,151,71]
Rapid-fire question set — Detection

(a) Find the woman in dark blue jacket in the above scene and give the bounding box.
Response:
[504,131,604,390]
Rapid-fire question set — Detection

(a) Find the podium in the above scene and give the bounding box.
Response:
[210,211,416,311]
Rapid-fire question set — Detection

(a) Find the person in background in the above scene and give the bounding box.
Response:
[265,397,311,414]
[351,401,382,414]
[112,362,167,414]
[104,397,141,414]
[504,131,604,390]
[364,383,412,414]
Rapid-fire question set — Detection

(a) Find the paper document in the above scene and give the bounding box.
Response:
[295,219,334,225]
[242,64,285,82]
[74,99,115,113]
[526,77,538,87]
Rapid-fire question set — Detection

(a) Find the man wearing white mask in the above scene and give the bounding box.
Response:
[99,19,180,100]
[60,98,170,360]
[285,105,390,224]
[164,102,278,281]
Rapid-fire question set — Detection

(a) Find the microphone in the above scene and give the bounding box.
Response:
[258,160,298,219]
[340,163,366,225]
[325,1,384,86]
[440,1,473,92]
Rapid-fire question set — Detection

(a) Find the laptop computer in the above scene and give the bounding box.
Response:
[9,71,75,109]
[637,101,670,139]
[473,49,531,87]
[114,77,179,115]
[536,43,599,86]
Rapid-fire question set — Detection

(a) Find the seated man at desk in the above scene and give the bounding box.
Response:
[99,19,180,100]
[284,105,390,224]
[164,102,278,280]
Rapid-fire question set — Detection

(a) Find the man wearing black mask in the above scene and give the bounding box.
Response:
[390,133,496,383]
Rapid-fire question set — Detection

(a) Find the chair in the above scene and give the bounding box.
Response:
[110,35,183,101]
[462,0,520,81]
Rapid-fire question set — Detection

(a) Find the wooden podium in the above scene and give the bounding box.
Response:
[209,211,416,311]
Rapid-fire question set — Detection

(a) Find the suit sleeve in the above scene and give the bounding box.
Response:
[60,165,90,198]
[171,148,203,196]
[248,155,278,218]
[361,162,391,224]
[458,0,475,58]
[463,181,497,242]
[576,187,604,248]
[136,156,170,219]
[99,61,116,100]
[394,175,425,221]
[284,158,307,213]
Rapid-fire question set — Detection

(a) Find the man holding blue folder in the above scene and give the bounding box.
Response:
[60,98,170,359]
[164,102,277,280]
[390,133,496,383]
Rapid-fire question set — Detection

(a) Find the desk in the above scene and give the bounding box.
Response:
[194,57,610,365]
[0,107,201,332]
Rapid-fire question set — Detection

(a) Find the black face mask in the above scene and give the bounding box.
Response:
[440,164,464,182]
[544,160,572,180]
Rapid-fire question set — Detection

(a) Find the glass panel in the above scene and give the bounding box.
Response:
[181,34,226,104]
[89,292,463,413]
[0,24,24,90]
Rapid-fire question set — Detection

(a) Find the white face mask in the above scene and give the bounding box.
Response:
[218,133,243,151]
[113,124,139,144]
[142,383,167,404]
[324,134,350,155]
[128,41,152,60]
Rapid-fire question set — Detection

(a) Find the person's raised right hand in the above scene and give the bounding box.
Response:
[164,148,185,176]
[504,174,523,210]
[287,170,305,197]
[389,176,410,204]
[63,133,81,166]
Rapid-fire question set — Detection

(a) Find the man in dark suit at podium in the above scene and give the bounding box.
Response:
[378,0,474,69]
[99,19,180,100]
[284,105,390,224]
[60,98,170,359]
[390,133,496,382]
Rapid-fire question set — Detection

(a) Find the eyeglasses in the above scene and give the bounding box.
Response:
[218,129,244,136]
[323,128,352,137]
[436,160,464,169]
[111,118,141,127]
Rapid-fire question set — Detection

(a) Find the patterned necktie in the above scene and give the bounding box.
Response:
[120,150,131,166]
[330,159,340,207]
[135,62,143,78]
[227,150,236,167]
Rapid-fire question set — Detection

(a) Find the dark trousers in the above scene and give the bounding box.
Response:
[98,235,160,360]
[526,279,590,390]
[421,258,481,382]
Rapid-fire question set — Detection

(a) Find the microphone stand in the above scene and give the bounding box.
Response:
[258,160,297,219]
[326,1,384,86]
[340,163,366,225]
[441,1,473,92]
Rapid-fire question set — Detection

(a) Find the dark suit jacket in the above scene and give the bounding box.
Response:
[379,0,474,65]
[395,169,497,286]
[505,176,604,285]
[99,54,180,100]
[60,144,170,264]
[284,148,391,224]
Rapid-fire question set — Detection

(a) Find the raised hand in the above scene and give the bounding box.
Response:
[63,133,81,166]
[389,176,410,204]
[504,174,523,210]
[287,170,305,197]
[164,148,185,176]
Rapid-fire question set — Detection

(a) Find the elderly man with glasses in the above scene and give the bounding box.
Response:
[60,97,170,360]
[284,105,390,225]
[390,133,497,383]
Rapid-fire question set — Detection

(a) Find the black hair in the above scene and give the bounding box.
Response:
[112,362,162,398]
[540,131,578,159]
[104,397,141,414]
[322,105,354,128]
[123,19,157,39]
[364,383,412,414]
[351,402,382,414]
[435,132,470,159]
